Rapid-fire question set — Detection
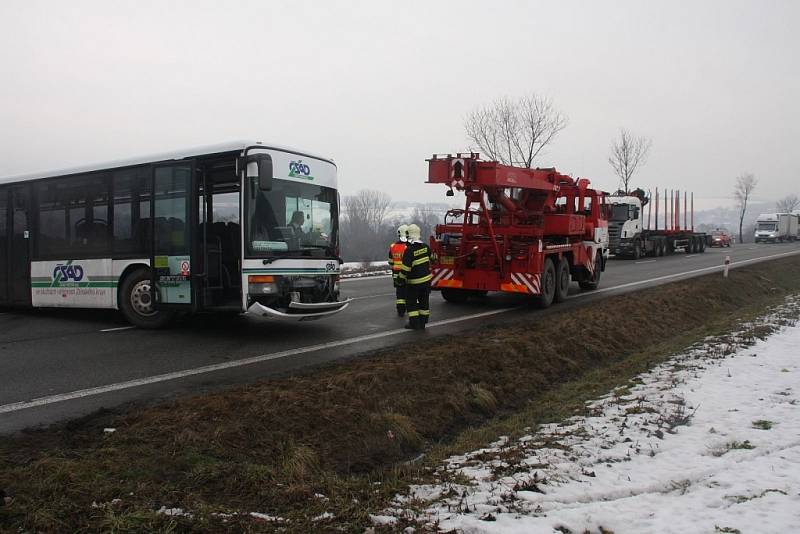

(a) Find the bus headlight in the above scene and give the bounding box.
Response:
[252,283,278,294]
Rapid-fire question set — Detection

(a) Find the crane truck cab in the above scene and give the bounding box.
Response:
[754,213,792,243]
[606,195,643,257]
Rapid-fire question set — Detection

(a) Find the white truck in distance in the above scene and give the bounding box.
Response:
[754,213,795,243]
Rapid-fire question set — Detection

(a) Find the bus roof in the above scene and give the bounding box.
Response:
[0,140,335,185]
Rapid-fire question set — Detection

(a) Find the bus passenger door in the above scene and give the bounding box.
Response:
[9,185,32,306]
[150,163,197,311]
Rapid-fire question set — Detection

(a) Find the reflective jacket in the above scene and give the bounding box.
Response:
[398,241,432,285]
[389,241,408,279]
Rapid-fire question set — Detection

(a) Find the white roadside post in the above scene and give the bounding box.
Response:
[724,255,731,278]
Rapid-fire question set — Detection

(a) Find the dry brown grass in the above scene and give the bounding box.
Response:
[1,257,799,532]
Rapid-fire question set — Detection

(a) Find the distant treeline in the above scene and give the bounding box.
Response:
[339,190,442,262]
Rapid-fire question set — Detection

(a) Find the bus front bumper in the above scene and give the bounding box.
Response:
[246,299,352,321]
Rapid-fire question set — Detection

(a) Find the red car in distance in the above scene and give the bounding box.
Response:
[710,230,732,247]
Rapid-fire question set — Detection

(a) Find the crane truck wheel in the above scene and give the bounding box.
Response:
[535,258,557,308]
[441,288,470,303]
[554,257,571,303]
[578,252,602,291]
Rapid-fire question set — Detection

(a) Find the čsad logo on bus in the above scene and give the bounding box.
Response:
[53,263,84,283]
[288,160,314,181]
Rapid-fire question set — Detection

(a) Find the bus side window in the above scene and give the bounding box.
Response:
[113,167,151,255]
[36,174,111,259]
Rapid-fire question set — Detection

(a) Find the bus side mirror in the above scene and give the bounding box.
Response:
[247,153,273,191]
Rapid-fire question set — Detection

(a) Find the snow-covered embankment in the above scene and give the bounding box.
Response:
[383,297,800,533]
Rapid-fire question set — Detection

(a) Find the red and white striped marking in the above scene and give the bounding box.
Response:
[431,268,454,286]
[510,272,541,294]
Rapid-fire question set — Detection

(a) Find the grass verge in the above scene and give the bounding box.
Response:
[1,257,800,532]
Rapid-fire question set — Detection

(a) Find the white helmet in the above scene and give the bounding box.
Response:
[406,223,422,242]
[397,224,409,242]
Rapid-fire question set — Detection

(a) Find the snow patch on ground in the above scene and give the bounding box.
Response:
[249,511,285,522]
[384,296,800,533]
[341,260,392,279]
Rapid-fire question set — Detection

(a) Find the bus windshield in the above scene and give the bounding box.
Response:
[246,177,338,258]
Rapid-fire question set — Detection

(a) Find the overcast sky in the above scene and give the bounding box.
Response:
[1,0,797,209]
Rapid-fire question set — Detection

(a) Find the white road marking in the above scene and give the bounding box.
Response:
[348,292,396,301]
[635,260,657,264]
[341,275,393,282]
[100,326,136,333]
[2,247,799,415]
[572,249,800,298]
[0,307,519,415]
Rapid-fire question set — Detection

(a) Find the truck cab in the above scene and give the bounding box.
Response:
[606,196,643,255]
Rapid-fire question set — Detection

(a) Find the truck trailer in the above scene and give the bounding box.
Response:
[794,211,800,240]
[607,189,708,258]
[788,213,799,241]
[754,213,793,243]
[426,154,609,308]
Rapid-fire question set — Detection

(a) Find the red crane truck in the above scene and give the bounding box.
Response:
[426,154,609,308]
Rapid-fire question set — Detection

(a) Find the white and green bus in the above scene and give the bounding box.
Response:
[0,141,350,327]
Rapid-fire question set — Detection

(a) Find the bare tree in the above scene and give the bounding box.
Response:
[776,194,800,213]
[608,129,652,193]
[465,94,567,167]
[409,205,441,241]
[734,173,758,244]
[340,189,393,262]
[343,189,391,229]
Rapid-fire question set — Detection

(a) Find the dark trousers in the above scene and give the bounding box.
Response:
[405,283,431,328]
[395,284,406,315]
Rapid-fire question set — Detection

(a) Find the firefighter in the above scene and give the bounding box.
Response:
[389,224,409,316]
[398,223,432,330]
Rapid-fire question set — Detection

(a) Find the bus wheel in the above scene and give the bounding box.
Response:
[579,252,602,291]
[119,269,175,329]
[554,257,570,303]
[535,258,556,308]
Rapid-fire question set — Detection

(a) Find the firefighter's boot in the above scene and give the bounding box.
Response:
[404,316,418,330]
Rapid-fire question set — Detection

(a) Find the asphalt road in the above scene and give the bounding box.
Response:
[2,242,800,433]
